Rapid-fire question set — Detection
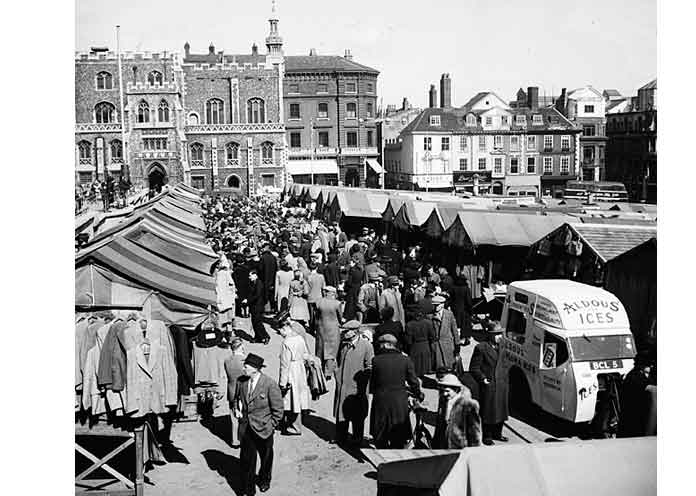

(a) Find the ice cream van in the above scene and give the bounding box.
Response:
[499,280,636,428]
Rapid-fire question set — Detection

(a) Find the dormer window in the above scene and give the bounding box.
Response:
[466,114,476,126]
[430,115,441,126]
[501,115,509,125]
[532,114,543,125]
[515,115,526,125]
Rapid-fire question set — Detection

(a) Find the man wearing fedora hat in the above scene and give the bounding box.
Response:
[357,273,382,324]
[233,353,283,495]
[469,321,509,445]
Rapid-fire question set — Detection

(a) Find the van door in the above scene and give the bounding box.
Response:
[538,331,576,421]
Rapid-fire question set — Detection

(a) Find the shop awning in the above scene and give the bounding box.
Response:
[366,159,383,173]
[286,159,339,176]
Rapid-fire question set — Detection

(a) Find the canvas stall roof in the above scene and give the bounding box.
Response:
[375,438,655,496]
[421,204,476,238]
[76,236,216,306]
[381,197,408,223]
[330,190,383,220]
[170,183,204,202]
[443,211,573,248]
[392,201,439,231]
[441,438,656,496]
[150,202,206,232]
[566,222,658,263]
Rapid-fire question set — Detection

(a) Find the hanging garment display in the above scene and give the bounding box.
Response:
[125,341,174,416]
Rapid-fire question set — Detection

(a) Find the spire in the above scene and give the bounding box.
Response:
[266,0,283,60]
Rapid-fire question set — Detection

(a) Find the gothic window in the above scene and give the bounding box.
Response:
[137,100,150,123]
[261,142,274,164]
[247,98,266,123]
[95,102,116,123]
[206,98,224,124]
[226,142,239,164]
[148,70,163,86]
[110,139,123,160]
[187,113,199,125]
[96,71,113,90]
[190,143,204,165]
[158,100,170,122]
[78,141,92,160]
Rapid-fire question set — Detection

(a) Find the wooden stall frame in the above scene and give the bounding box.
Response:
[75,424,145,496]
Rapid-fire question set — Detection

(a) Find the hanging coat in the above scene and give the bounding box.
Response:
[279,333,311,413]
[430,309,459,371]
[334,338,373,423]
[170,325,195,396]
[469,342,509,425]
[126,342,170,416]
[144,320,179,407]
[314,297,342,363]
[75,318,89,390]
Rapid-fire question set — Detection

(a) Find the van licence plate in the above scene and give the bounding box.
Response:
[590,360,623,371]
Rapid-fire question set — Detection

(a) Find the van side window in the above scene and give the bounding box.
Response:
[506,309,526,344]
[541,332,569,368]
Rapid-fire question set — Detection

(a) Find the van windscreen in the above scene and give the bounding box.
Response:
[569,335,636,361]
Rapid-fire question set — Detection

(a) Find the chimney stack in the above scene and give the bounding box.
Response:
[440,73,452,108]
[184,42,190,58]
[252,43,259,56]
[527,86,539,109]
[309,48,317,56]
[429,85,438,109]
[402,97,410,111]
[555,88,567,116]
[344,49,353,61]
[209,43,215,55]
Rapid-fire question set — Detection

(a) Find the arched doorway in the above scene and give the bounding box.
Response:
[147,163,167,193]
[344,168,360,187]
[492,181,503,195]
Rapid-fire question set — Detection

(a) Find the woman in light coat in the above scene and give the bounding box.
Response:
[275,261,294,311]
[288,270,310,325]
[215,260,237,334]
[278,320,311,434]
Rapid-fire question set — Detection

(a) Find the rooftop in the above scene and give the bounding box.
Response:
[284,55,379,74]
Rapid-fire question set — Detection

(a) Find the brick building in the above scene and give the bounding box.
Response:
[606,79,657,203]
[283,50,380,187]
[384,83,580,197]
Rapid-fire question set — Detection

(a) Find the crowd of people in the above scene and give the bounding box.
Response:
[75,175,133,214]
[201,193,514,495]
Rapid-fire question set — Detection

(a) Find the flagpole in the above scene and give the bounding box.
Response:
[116,25,128,183]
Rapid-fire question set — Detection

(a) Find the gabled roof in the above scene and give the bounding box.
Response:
[603,89,622,97]
[284,55,379,74]
[460,91,510,112]
[565,223,657,263]
[568,86,603,99]
[639,78,657,90]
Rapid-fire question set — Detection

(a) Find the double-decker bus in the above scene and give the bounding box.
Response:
[563,181,629,202]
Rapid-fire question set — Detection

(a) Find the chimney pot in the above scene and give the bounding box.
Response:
[344,49,353,60]
[440,73,452,108]
[209,43,215,54]
[429,84,438,109]
[527,86,539,109]
[309,48,317,56]
[252,43,259,56]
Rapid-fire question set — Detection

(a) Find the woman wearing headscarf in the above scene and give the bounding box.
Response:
[288,270,310,327]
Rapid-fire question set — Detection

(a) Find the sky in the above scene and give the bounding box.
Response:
[76,0,657,109]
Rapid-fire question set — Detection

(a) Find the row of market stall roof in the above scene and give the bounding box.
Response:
[282,183,657,251]
[75,183,217,327]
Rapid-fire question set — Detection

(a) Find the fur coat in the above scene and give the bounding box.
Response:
[445,390,482,449]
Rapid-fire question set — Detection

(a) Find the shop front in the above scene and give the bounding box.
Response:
[453,171,493,196]
[504,174,540,198]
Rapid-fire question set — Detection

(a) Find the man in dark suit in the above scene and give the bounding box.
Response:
[233,354,283,495]
[259,243,278,312]
[469,321,509,445]
[248,270,270,344]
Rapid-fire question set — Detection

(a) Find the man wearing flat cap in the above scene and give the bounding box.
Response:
[333,320,374,445]
[369,333,423,448]
[469,321,509,445]
[429,294,460,372]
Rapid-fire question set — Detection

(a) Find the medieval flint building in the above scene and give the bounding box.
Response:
[75,6,287,196]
